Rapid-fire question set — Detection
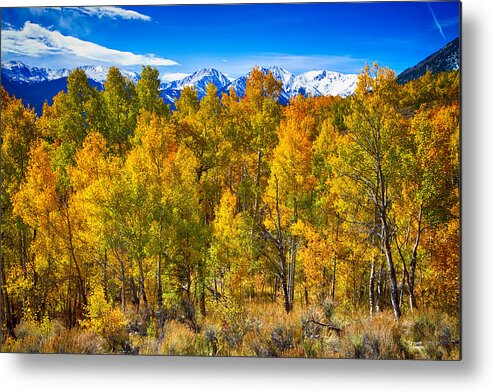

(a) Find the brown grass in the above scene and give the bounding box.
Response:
[1,302,460,359]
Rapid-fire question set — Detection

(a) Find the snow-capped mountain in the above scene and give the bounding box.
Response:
[78,65,139,84]
[161,68,231,100]
[216,66,295,104]
[225,75,247,97]
[1,61,139,85]
[217,66,357,105]
[1,60,70,83]
[291,70,358,97]
[1,61,141,113]
[397,37,460,84]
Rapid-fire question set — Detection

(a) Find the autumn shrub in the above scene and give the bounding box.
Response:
[5,320,43,353]
[270,324,294,353]
[204,326,219,355]
[3,316,64,353]
[126,306,151,336]
[1,316,108,354]
[407,311,460,360]
[252,337,277,357]
[300,306,341,358]
[43,327,107,354]
[336,311,411,359]
[218,302,257,350]
[158,320,207,356]
[232,302,305,357]
[82,285,128,351]
[301,310,322,340]
[158,298,200,332]
[322,298,335,320]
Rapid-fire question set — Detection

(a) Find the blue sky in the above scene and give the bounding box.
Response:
[1,2,460,79]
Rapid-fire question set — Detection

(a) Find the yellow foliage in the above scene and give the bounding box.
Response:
[82,285,127,340]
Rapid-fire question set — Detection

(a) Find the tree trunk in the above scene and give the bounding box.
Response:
[137,257,147,309]
[253,150,263,222]
[377,160,401,319]
[331,257,336,301]
[200,282,206,317]
[288,237,297,309]
[157,253,163,309]
[408,206,422,311]
[281,270,292,313]
[369,257,375,317]
[275,175,292,313]
[376,261,384,312]
[1,258,16,337]
[382,230,401,319]
[103,250,109,300]
[65,204,87,306]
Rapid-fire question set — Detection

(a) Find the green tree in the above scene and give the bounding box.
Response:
[103,67,138,154]
[136,65,168,116]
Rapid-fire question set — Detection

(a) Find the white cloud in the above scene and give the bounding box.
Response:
[160,72,191,82]
[1,22,178,67]
[51,6,151,22]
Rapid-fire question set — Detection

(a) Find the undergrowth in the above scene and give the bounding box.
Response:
[1,301,460,359]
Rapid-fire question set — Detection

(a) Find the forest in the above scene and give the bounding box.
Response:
[0,64,460,358]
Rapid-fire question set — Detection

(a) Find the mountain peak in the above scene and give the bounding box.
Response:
[194,67,216,75]
[2,60,27,69]
[161,67,231,100]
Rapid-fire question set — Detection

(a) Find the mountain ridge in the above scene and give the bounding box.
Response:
[1,61,359,113]
[397,37,460,84]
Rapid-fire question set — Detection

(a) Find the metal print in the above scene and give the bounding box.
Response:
[0,2,461,358]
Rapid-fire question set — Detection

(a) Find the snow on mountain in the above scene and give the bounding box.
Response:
[263,66,295,92]
[226,75,248,97]
[219,66,358,104]
[217,66,294,104]
[161,68,231,99]
[1,61,139,84]
[1,60,69,83]
[78,65,139,84]
[292,70,358,97]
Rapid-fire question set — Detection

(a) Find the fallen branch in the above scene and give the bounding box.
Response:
[308,318,343,334]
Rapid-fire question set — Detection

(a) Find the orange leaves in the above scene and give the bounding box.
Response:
[245,67,282,107]
[269,95,316,209]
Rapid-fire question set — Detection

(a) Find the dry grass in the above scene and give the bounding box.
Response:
[1,302,460,359]
[2,319,107,354]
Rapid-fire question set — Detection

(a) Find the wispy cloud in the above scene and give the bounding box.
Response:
[1,22,178,67]
[50,6,151,22]
[427,3,446,40]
